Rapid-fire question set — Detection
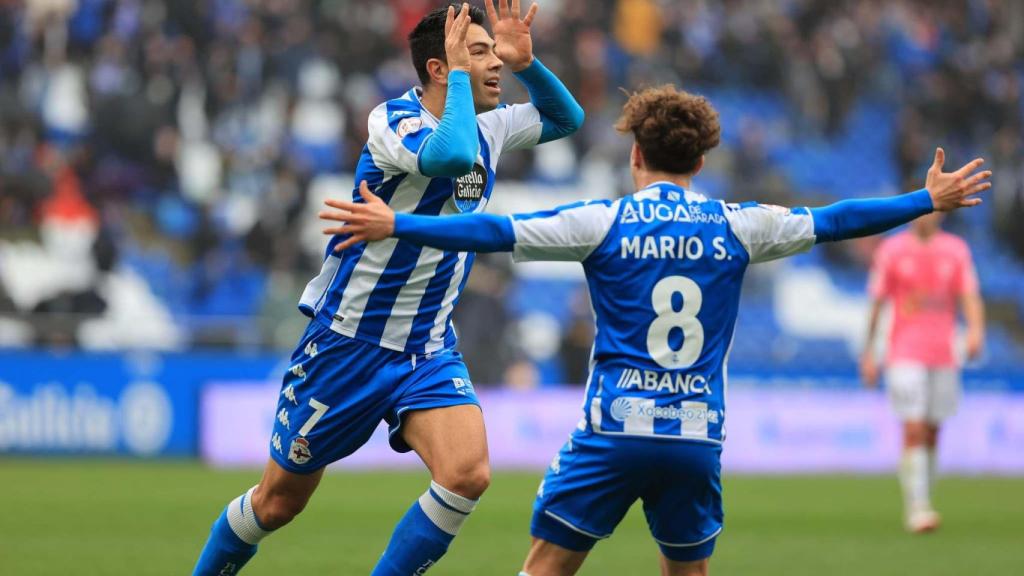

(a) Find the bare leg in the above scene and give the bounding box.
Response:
[250,458,325,529]
[660,555,710,576]
[402,404,491,498]
[521,538,589,576]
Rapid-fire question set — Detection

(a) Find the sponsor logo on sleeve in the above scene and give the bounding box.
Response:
[396,117,423,138]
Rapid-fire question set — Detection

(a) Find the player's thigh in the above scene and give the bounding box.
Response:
[390,351,488,495]
[886,363,929,422]
[926,367,961,423]
[521,537,589,576]
[530,431,640,555]
[642,442,723,564]
[269,322,397,473]
[661,556,710,576]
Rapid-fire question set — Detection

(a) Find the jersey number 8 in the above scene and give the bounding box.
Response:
[646,275,704,369]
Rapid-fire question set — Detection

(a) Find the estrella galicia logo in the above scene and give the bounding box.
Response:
[453,164,488,213]
[610,397,632,422]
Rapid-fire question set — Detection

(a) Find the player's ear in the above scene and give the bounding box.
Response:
[631,142,644,170]
[426,58,449,86]
[691,155,705,177]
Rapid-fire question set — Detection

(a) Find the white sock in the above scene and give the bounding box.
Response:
[226,486,272,545]
[899,447,930,514]
[417,481,478,536]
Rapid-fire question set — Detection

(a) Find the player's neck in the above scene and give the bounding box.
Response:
[913,228,939,242]
[420,85,447,120]
[634,171,693,192]
[420,84,479,120]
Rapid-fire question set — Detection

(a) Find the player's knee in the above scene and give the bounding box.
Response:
[666,558,709,576]
[253,487,310,530]
[437,462,491,499]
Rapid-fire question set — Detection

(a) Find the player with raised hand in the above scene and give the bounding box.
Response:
[191,2,583,575]
[861,148,986,534]
[319,86,990,575]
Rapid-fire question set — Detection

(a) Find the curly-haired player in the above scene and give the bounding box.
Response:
[320,85,990,575]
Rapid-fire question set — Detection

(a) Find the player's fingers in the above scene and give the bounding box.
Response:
[323,198,359,212]
[959,198,983,208]
[359,181,383,204]
[484,0,498,25]
[334,234,365,252]
[966,181,992,197]
[318,210,351,223]
[954,158,984,177]
[964,170,992,188]
[512,0,521,18]
[523,2,538,26]
[323,224,357,235]
[445,4,455,35]
[931,147,945,171]
[455,4,470,39]
[498,0,509,18]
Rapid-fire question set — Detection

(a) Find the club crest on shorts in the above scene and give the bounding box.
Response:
[288,437,313,465]
[453,164,489,213]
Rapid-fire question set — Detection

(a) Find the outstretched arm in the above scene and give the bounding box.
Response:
[812,149,990,243]
[321,182,614,260]
[486,0,583,142]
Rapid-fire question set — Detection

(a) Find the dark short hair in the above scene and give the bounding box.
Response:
[409,3,488,85]
[615,85,721,175]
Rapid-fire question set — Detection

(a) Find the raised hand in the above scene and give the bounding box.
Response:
[485,0,539,72]
[445,3,473,73]
[320,181,397,252]
[925,148,992,212]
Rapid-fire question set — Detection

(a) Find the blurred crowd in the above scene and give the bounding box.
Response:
[0,1,1021,380]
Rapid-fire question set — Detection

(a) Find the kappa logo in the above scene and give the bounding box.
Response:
[396,117,423,138]
[271,433,283,454]
[610,397,633,422]
[304,341,318,358]
[390,109,415,119]
[282,384,298,405]
[288,437,313,465]
[290,364,306,379]
[277,408,291,429]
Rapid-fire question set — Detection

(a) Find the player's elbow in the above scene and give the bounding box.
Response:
[565,102,585,134]
[421,148,477,178]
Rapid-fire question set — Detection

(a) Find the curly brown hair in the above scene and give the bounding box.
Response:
[615,85,721,175]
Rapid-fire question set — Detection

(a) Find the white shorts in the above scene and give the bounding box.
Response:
[885,363,961,423]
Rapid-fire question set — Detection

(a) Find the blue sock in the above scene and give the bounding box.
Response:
[193,486,272,576]
[371,481,479,575]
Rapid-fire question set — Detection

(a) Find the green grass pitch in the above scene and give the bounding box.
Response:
[1,460,1021,575]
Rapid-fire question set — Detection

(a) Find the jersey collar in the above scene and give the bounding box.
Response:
[638,181,709,203]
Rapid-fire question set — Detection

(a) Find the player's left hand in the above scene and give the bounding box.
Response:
[320,181,396,252]
[485,0,539,72]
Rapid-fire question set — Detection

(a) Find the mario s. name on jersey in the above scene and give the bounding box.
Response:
[618,202,734,262]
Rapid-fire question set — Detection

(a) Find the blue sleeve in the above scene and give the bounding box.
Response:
[513,58,584,144]
[418,70,479,177]
[393,212,515,253]
[810,189,934,243]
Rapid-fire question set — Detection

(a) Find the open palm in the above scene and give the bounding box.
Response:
[486,0,539,72]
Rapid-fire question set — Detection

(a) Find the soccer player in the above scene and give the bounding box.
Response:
[191,2,583,575]
[860,211,985,533]
[319,86,990,575]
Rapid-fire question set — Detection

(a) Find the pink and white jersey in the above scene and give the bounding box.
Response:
[868,231,978,367]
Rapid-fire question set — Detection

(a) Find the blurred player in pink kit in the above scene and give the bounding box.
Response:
[861,168,986,533]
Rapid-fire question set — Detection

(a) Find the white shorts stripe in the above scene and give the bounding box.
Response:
[653,526,723,548]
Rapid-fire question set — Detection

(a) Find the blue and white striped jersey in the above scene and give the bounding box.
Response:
[300,88,544,353]
[509,182,817,444]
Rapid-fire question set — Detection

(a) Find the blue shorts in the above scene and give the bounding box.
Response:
[531,429,723,562]
[269,320,479,473]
